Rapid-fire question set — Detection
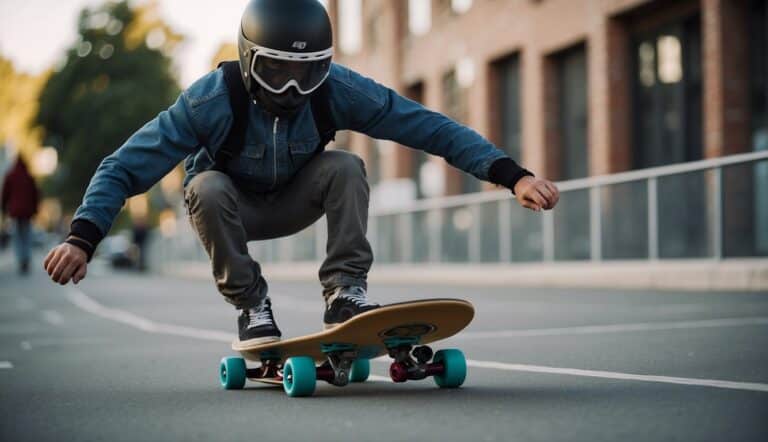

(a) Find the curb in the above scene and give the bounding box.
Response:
[160,259,768,292]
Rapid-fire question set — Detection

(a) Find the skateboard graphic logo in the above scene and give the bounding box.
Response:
[378,323,436,338]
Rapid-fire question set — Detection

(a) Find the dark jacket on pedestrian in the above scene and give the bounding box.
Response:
[2,158,40,220]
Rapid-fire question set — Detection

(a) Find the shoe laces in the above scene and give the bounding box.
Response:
[246,301,274,329]
[338,287,377,307]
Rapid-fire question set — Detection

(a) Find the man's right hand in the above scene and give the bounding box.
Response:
[44,242,88,285]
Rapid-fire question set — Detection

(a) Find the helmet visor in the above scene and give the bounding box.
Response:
[251,52,332,95]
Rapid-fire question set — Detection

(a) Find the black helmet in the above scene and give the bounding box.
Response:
[237,0,333,117]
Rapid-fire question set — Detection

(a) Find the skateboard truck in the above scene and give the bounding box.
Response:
[385,338,445,383]
[317,343,358,387]
[245,350,282,381]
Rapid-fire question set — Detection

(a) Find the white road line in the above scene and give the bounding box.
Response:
[466,360,768,393]
[0,361,13,369]
[66,289,233,343]
[66,288,768,394]
[41,310,64,326]
[457,316,768,339]
[368,375,391,382]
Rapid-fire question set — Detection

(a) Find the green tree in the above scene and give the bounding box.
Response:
[36,0,182,212]
[0,56,48,164]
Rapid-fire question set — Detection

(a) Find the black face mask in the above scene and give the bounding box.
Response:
[253,86,309,118]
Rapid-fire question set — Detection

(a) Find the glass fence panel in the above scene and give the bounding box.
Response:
[441,206,471,262]
[723,159,768,257]
[289,223,317,261]
[658,170,711,258]
[479,201,501,262]
[411,210,432,263]
[375,214,401,263]
[553,189,590,260]
[508,200,543,262]
[601,180,648,259]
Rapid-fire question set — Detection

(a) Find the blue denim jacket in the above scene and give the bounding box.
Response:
[73,63,509,236]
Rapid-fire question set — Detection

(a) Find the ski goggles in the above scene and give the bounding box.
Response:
[249,44,333,95]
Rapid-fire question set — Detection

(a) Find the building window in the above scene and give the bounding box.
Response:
[556,43,589,180]
[408,0,431,36]
[492,53,522,162]
[749,0,768,255]
[406,82,430,199]
[442,69,478,193]
[751,0,768,152]
[338,0,362,55]
[632,15,702,168]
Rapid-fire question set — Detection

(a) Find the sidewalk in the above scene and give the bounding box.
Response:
[161,259,768,292]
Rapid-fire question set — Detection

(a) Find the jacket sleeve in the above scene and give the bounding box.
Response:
[72,92,203,237]
[329,66,507,181]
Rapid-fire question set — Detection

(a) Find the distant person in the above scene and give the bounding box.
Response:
[44,0,559,345]
[131,218,149,272]
[2,156,40,275]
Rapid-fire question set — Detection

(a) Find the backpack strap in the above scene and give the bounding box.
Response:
[309,82,337,150]
[213,61,250,171]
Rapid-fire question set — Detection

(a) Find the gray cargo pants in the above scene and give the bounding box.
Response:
[184,150,373,309]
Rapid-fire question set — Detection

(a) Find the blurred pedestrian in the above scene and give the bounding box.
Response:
[44,0,559,344]
[1,156,40,275]
[132,218,149,272]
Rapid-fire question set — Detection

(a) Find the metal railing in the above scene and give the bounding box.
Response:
[153,150,768,267]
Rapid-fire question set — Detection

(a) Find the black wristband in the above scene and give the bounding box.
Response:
[65,236,95,262]
[488,158,534,194]
[68,218,104,262]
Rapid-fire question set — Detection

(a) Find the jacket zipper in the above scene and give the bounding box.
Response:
[271,116,279,189]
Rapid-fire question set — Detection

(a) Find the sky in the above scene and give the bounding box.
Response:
[0,0,249,87]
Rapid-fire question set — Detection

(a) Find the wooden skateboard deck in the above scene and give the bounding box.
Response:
[232,298,474,363]
[220,298,475,395]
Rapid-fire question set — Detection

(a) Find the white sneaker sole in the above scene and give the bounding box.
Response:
[236,335,281,347]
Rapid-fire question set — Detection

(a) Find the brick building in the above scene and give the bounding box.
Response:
[324,0,767,203]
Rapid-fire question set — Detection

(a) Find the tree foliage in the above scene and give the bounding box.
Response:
[0,56,48,164]
[35,0,182,212]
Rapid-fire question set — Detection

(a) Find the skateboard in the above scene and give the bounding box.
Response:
[218,298,474,397]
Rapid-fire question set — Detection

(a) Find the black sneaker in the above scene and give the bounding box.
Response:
[323,286,380,329]
[237,298,282,346]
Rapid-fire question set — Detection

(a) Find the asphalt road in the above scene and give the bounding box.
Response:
[1,258,767,441]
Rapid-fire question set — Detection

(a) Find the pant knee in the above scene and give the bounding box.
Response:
[186,171,237,212]
[321,150,367,181]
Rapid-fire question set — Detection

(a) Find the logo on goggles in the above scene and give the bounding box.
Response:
[292,41,308,50]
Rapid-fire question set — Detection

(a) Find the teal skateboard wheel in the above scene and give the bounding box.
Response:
[283,356,317,397]
[349,358,370,383]
[433,349,467,388]
[220,357,247,390]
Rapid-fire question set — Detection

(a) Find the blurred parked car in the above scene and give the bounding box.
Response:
[99,234,138,269]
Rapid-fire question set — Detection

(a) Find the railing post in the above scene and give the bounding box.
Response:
[542,210,555,262]
[590,185,602,261]
[469,204,481,263]
[648,177,658,260]
[499,199,511,262]
[713,167,723,259]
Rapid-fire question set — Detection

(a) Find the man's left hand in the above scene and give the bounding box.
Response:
[513,176,560,211]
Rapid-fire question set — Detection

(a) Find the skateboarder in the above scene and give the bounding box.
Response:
[44,0,559,345]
